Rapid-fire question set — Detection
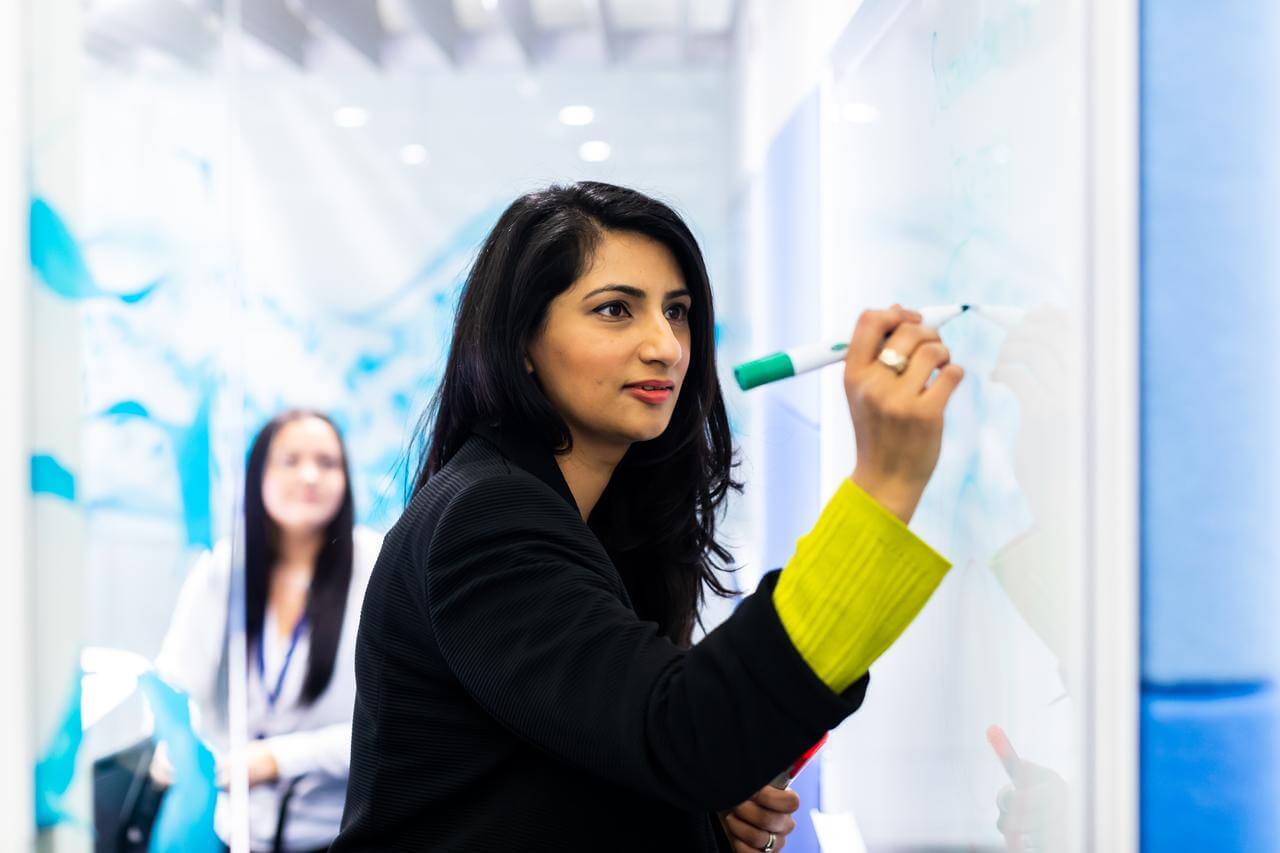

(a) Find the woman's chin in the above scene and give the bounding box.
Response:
[622,418,673,444]
[577,414,673,449]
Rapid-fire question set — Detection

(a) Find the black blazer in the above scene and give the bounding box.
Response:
[331,424,870,852]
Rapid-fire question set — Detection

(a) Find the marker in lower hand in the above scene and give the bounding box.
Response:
[986,724,1023,781]
[769,732,829,789]
[733,304,973,391]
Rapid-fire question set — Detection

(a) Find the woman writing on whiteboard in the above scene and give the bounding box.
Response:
[332,182,963,853]
[153,411,381,852]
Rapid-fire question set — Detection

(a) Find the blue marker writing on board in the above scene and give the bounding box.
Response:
[734,304,974,391]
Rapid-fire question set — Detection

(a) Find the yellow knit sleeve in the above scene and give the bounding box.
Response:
[772,479,952,693]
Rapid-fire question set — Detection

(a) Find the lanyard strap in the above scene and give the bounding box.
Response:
[257,614,309,709]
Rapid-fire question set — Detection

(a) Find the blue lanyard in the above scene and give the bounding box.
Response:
[257,614,308,709]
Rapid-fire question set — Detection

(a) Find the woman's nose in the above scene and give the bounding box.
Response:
[639,314,683,365]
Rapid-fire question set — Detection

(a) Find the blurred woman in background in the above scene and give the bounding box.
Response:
[153,410,381,853]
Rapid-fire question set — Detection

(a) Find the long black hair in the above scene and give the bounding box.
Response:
[411,181,741,646]
[244,409,355,705]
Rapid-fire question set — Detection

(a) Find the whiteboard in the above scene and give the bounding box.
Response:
[815,0,1092,848]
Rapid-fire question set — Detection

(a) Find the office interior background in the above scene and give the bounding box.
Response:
[0,0,1275,850]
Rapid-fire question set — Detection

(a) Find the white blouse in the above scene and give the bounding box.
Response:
[155,526,382,852]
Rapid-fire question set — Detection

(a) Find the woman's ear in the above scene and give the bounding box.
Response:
[524,354,534,374]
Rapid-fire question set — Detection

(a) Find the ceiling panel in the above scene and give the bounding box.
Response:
[531,0,592,30]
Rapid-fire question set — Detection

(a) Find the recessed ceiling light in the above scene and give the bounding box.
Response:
[400,144,429,166]
[578,140,611,162]
[559,105,595,126]
[334,106,369,128]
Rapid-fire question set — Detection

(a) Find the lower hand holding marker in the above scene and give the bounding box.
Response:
[719,735,827,852]
[720,786,799,853]
[988,725,1069,853]
[845,305,966,524]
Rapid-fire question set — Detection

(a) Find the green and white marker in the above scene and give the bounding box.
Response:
[733,304,973,391]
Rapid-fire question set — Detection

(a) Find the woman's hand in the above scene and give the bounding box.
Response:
[148,740,175,789]
[996,760,1070,853]
[844,305,965,523]
[719,786,800,852]
[214,741,280,789]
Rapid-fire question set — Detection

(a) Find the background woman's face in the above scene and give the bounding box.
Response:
[527,230,693,453]
[261,416,347,536]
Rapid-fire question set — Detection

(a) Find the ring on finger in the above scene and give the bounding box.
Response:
[762,832,777,853]
[877,347,910,376]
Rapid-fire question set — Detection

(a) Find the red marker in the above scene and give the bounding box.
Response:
[986,724,1023,781]
[769,733,829,789]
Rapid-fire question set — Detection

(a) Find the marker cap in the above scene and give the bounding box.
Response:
[734,352,795,391]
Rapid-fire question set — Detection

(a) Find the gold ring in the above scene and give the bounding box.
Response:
[877,347,909,375]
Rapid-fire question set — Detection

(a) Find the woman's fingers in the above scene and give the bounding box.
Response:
[149,742,174,789]
[732,799,797,834]
[901,341,952,393]
[878,323,941,372]
[847,306,922,366]
[749,785,800,814]
[921,363,965,409]
[725,813,790,851]
[725,813,771,849]
[723,787,797,852]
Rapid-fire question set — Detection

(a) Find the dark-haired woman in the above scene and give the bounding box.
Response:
[154,411,382,852]
[333,182,963,853]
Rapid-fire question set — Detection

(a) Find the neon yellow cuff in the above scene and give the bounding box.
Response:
[773,479,951,693]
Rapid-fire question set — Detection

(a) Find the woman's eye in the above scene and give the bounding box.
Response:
[595,301,630,319]
[666,303,690,321]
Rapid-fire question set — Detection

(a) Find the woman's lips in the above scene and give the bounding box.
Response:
[624,386,673,404]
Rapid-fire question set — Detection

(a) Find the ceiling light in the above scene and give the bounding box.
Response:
[399,144,429,166]
[578,140,611,162]
[334,106,369,128]
[559,104,595,126]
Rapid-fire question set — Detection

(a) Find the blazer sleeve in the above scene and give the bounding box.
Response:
[424,473,868,811]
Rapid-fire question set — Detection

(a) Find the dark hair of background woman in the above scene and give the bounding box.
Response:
[244,409,356,705]
[410,181,741,646]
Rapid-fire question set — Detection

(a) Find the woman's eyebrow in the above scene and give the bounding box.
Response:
[582,285,691,301]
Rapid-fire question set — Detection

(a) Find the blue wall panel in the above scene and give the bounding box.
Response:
[1141,0,1280,685]
[1141,1,1280,847]
[1142,686,1280,851]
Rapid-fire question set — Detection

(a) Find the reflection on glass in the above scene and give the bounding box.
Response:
[988,308,1082,853]
[814,1,1090,850]
[24,0,733,848]
[150,412,377,850]
[24,0,240,848]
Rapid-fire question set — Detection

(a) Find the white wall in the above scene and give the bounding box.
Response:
[732,0,863,179]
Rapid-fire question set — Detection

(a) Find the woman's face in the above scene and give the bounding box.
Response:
[261,416,347,536]
[527,230,694,453]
